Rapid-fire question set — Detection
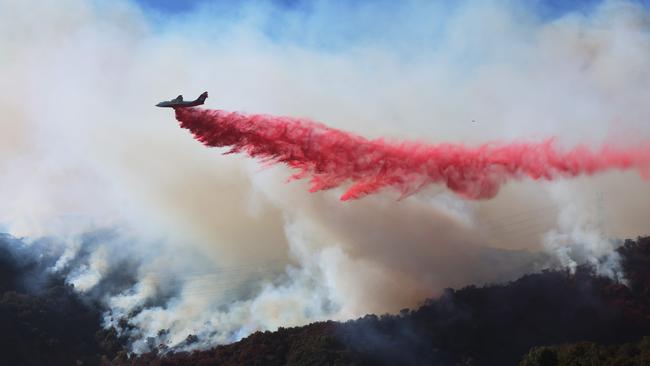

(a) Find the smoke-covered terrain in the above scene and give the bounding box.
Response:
[2,0,650,364]
[0,234,126,365]
[2,234,650,365]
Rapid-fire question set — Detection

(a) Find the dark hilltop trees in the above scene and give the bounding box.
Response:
[0,235,126,366]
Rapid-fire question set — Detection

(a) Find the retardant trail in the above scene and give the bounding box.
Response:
[175,108,650,200]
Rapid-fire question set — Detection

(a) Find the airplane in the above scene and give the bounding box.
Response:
[156,91,208,108]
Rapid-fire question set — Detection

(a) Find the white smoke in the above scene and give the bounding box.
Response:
[542,177,624,279]
[0,0,649,352]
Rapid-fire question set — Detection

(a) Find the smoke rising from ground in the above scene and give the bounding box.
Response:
[1,0,650,351]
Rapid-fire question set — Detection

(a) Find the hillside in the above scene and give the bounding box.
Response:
[0,235,126,365]
[520,337,650,366]
[125,237,650,366]
[1,235,649,365]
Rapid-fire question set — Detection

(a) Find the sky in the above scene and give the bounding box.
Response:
[132,0,639,19]
[126,0,650,58]
[2,0,650,353]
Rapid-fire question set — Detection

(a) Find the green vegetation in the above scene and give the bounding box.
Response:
[521,337,650,366]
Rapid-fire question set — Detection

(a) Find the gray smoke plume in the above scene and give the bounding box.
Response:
[0,0,649,351]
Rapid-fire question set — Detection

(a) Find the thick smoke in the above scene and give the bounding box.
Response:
[175,107,650,200]
[1,0,650,352]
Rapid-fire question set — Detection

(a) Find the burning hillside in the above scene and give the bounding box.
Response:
[2,234,650,365]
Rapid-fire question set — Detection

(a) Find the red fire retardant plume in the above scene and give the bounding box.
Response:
[175,108,650,201]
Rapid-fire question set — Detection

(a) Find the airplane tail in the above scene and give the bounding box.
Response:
[198,91,208,103]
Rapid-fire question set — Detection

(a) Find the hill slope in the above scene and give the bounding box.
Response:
[124,237,650,366]
[1,235,649,365]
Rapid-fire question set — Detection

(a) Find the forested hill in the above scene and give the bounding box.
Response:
[1,234,650,365]
[0,234,126,365]
[127,237,650,366]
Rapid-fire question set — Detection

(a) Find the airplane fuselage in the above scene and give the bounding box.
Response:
[156,100,204,108]
[156,92,208,108]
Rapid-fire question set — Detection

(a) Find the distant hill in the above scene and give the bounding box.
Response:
[1,234,649,366]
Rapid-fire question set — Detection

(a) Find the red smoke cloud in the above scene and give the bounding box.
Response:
[175,108,650,200]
